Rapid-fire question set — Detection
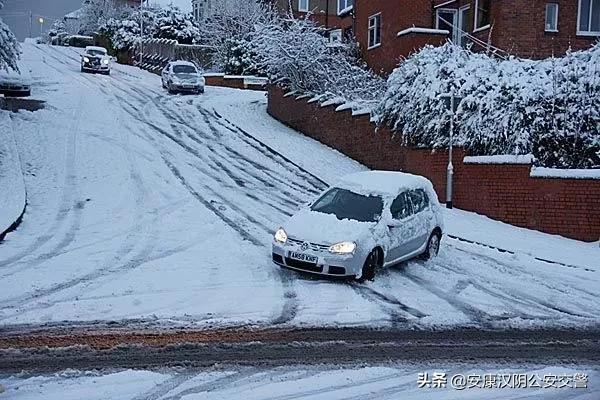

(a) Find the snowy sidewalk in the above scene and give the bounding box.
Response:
[0,111,26,240]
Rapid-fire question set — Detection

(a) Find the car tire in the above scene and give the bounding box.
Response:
[420,231,441,261]
[358,250,379,282]
[167,83,175,94]
[161,79,166,88]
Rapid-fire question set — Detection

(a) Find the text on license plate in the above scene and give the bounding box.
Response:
[289,252,318,263]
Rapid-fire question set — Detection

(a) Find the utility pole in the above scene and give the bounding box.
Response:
[28,11,32,38]
[38,17,44,37]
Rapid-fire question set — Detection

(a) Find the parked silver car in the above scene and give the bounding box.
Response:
[272,171,444,281]
[161,61,205,94]
[80,46,111,75]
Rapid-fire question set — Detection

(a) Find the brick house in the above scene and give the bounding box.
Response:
[273,0,355,41]
[353,0,600,74]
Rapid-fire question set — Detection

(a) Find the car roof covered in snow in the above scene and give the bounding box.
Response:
[334,171,435,197]
[85,46,107,53]
[170,60,197,67]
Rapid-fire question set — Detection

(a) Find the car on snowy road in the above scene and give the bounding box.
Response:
[272,171,444,281]
[161,61,205,94]
[80,46,111,75]
[0,69,31,97]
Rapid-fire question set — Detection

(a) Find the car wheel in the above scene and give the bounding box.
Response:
[420,231,441,261]
[161,79,166,88]
[167,83,174,94]
[358,250,379,282]
[80,66,84,72]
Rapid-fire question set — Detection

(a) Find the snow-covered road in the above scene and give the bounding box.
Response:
[0,43,598,330]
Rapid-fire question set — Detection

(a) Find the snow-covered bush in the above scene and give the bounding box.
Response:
[199,0,278,71]
[100,17,141,51]
[150,5,200,44]
[0,1,20,72]
[252,17,385,109]
[374,43,600,169]
[222,38,261,75]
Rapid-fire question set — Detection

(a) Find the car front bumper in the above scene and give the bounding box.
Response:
[82,62,110,72]
[171,83,204,92]
[272,241,363,278]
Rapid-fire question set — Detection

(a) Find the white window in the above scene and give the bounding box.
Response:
[337,0,354,15]
[368,13,381,49]
[545,3,559,32]
[578,0,600,35]
[436,9,457,42]
[474,0,491,30]
[298,0,309,12]
[329,29,342,43]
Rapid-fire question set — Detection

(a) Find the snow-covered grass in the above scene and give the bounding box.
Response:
[0,43,599,331]
[2,364,598,399]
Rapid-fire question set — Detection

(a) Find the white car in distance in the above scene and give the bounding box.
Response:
[272,171,444,281]
[80,46,111,75]
[161,61,205,94]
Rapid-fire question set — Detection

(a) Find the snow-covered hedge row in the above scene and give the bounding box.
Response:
[374,43,600,169]
[0,1,20,72]
[252,18,385,110]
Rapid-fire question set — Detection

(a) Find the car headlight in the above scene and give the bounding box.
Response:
[102,59,109,65]
[83,57,90,63]
[274,228,287,244]
[328,241,356,254]
[200,77,205,85]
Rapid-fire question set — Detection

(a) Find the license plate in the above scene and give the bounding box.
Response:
[289,251,318,263]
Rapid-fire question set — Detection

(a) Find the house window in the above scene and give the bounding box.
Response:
[337,0,353,15]
[298,0,309,12]
[545,3,559,32]
[329,29,342,43]
[474,0,491,30]
[436,9,457,42]
[368,13,381,49]
[578,0,600,35]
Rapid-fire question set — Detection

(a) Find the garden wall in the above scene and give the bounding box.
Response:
[267,85,600,242]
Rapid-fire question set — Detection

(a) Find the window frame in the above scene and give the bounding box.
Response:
[337,0,353,15]
[367,12,382,50]
[545,3,559,32]
[474,0,491,32]
[577,0,600,36]
[298,0,309,12]
[435,8,458,43]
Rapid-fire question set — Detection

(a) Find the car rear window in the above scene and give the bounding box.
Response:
[311,188,383,222]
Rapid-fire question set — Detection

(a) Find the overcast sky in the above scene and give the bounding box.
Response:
[0,0,191,40]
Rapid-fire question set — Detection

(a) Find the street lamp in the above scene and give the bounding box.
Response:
[139,0,144,65]
[38,17,44,36]
[439,90,463,209]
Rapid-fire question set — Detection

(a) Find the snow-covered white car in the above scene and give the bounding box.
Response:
[80,46,111,75]
[161,61,205,94]
[272,171,444,281]
[0,69,31,97]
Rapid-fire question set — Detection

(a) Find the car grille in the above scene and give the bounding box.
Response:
[287,238,330,252]
[284,257,323,273]
[272,253,284,264]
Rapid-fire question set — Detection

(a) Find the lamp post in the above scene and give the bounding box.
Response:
[38,17,44,36]
[439,90,463,209]
[139,0,144,66]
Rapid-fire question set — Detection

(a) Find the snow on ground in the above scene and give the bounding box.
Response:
[0,43,598,330]
[1,364,598,399]
[0,112,26,235]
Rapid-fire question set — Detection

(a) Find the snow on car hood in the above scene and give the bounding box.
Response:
[283,208,375,245]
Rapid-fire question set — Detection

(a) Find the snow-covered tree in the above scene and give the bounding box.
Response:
[374,43,600,169]
[0,1,20,72]
[199,0,279,70]
[150,5,200,44]
[252,17,384,108]
[79,0,132,34]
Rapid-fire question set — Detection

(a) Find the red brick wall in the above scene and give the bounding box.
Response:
[203,75,266,90]
[268,85,600,242]
[355,0,443,74]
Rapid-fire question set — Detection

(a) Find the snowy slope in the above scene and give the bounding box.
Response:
[2,364,598,399]
[0,43,598,331]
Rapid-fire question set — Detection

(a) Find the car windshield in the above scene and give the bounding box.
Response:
[310,188,384,222]
[87,49,106,56]
[173,65,197,74]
